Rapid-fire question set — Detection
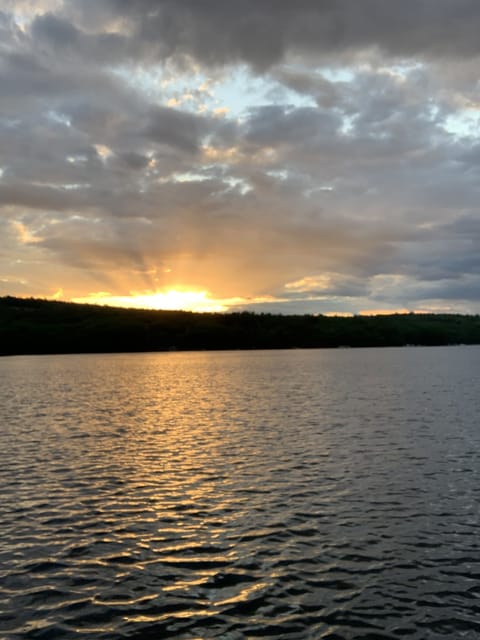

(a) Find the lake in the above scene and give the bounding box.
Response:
[1,347,480,639]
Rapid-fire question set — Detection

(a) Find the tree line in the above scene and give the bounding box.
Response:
[1,296,480,356]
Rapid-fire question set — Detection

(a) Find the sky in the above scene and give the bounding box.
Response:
[2,1,480,314]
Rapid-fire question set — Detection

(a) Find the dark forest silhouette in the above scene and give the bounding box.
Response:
[1,296,480,356]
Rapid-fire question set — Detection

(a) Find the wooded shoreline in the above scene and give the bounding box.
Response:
[1,296,480,356]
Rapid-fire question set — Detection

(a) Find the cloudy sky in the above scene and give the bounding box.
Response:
[1,1,480,314]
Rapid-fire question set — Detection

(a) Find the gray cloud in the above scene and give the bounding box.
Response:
[143,106,209,153]
[0,182,81,211]
[1,1,480,311]
[245,105,341,148]
[49,1,480,70]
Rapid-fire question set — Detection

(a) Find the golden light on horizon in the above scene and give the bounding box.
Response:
[72,289,230,312]
[359,308,412,316]
[69,289,280,313]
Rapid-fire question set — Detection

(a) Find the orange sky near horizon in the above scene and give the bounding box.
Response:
[2,2,480,316]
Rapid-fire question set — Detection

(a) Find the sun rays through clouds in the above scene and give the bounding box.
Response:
[2,2,480,313]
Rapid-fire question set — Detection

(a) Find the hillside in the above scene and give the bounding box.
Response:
[1,296,480,356]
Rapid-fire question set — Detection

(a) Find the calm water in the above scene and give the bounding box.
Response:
[1,347,480,640]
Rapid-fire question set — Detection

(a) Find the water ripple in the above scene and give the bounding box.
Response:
[1,347,480,639]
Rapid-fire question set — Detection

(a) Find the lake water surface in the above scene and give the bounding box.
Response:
[1,347,480,639]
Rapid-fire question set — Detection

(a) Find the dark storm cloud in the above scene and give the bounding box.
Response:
[273,69,341,109]
[31,11,130,64]
[32,12,79,49]
[426,277,480,302]
[0,51,77,99]
[245,105,341,147]
[114,151,150,170]
[59,0,480,69]
[0,49,139,121]
[143,106,209,153]
[0,182,84,211]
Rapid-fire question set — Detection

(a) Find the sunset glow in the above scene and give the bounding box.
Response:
[2,2,480,315]
[73,290,230,313]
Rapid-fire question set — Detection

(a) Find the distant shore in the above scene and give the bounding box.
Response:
[1,296,480,356]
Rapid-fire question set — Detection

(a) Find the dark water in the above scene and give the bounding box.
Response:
[1,347,480,640]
